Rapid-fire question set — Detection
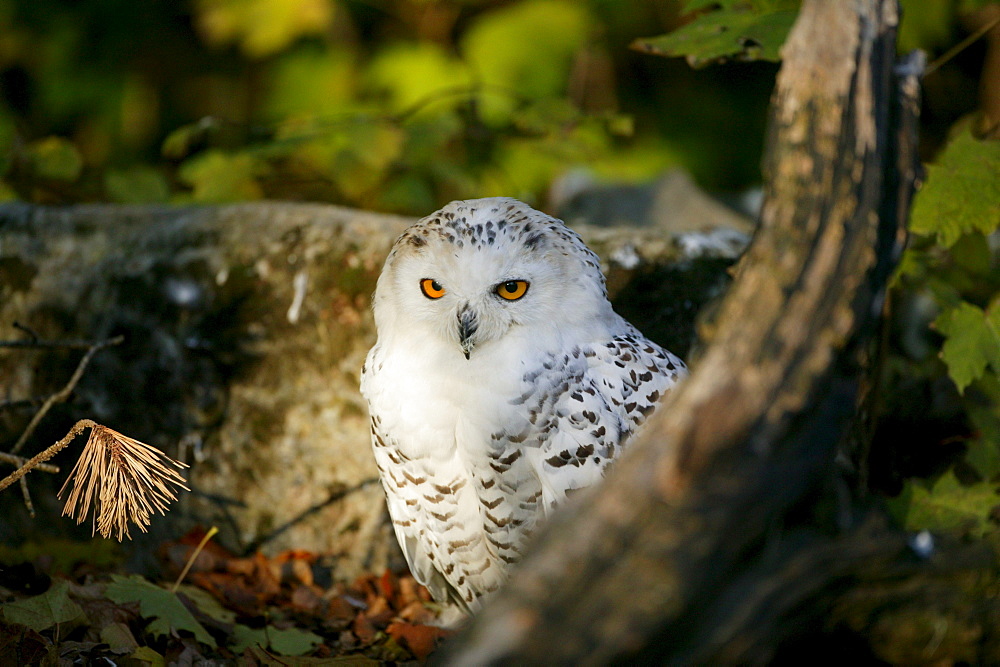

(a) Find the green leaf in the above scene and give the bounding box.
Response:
[129,646,166,666]
[162,119,221,160]
[100,622,139,654]
[104,575,216,648]
[194,0,334,58]
[966,374,1000,480]
[462,0,592,123]
[909,129,1000,248]
[24,137,83,181]
[0,580,83,632]
[934,300,1000,393]
[231,624,323,656]
[632,1,799,66]
[367,42,471,115]
[888,469,1000,537]
[177,150,264,203]
[264,47,357,119]
[174,584,236,624]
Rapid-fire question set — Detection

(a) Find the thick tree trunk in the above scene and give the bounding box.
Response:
[438,1,929,663]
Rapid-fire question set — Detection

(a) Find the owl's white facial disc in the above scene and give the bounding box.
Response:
[373,197,613,361]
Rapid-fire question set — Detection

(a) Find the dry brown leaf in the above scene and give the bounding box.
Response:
[386,621,452,661]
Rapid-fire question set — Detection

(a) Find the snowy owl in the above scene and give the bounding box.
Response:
[360,197,686,614]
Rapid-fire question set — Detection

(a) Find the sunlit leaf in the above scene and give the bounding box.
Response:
[910,129,1000,248]
[934,299,1000,394]
[295,121,404,200]
[632,1,799,66]
[888,469,1000,537]
[0,580,83,632]
[195,0,334,58]
[367,42,471,115]
[105,575,216,648]
[178,150,264,202]
[462,0,592,124]
[265,47,358,120]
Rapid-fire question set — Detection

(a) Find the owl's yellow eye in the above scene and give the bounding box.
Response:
[496,280,529,301]
[420,278,446,299]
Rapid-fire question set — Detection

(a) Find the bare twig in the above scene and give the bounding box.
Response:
[925,13,1000,76]
[0,419,91,493]
[1,419,190,540]
[0,451,60,474]
[10,334,124,454]
[19,476,34,517]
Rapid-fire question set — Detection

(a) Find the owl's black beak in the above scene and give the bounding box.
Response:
[457,305,477,360]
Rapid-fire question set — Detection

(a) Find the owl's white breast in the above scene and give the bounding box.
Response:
[363,317,613,462]
[364,327,515,461]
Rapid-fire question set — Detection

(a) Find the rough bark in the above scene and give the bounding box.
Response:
[438,1,932,663]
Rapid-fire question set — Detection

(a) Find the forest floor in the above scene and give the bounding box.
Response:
[0,527,451,664]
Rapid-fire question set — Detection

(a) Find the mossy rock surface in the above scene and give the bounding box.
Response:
[0,192,748,578]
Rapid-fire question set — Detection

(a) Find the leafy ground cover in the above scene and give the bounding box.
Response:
[0,529,451,664]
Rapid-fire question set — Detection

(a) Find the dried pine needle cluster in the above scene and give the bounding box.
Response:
[58,424,189,541]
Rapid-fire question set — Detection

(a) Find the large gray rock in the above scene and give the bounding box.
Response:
[0,194,749,580]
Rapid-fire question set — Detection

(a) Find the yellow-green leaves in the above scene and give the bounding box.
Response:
[24,136,83,182]
[935,299,1000,394]
[195,0,335,58]
[888,470,1000,538]
[632,0,799,67]
[910,129,1000,248]
[462,0,592,123]
[368,43,471,115]
[177,150,264,203]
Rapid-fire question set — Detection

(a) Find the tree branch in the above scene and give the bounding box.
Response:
[8,334,123,455]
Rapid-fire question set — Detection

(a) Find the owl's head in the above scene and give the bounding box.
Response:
[372,198,613,360]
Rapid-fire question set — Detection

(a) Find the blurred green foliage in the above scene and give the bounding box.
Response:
[0,0,784,210]
[0,0,992,211]
[889,125,1000,537]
